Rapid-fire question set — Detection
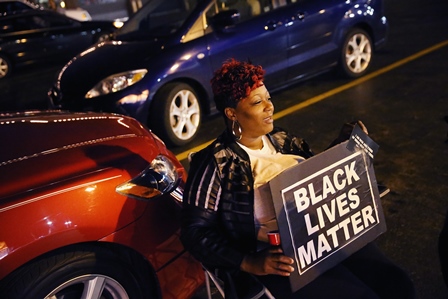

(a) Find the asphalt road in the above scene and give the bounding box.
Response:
[1,0,447,298]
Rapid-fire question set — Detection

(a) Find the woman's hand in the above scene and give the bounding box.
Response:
[356,120,368,134]
[327,120,368,149]
[339,120,368,139]
[240,247,295,276]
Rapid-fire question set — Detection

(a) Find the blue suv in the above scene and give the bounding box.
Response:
[49,0,388,146]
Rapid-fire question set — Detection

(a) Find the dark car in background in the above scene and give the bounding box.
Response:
[0,9,119,79]
[0,110,204,299]
[49,0,388,147]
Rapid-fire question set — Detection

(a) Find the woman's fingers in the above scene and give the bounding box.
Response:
[240,249,295,276]
[356,120,369,134]
[267,252,295,276]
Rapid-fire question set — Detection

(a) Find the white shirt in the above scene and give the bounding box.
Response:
[238,135,305,243]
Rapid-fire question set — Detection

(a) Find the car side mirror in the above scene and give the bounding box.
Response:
[209,9,240,32]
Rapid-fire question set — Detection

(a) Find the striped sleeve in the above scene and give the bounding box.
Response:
[184,145,227,212]
[193,163,222,211]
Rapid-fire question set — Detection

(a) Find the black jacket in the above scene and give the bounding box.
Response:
[180,127,314,273]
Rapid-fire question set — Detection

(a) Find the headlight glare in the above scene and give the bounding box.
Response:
[86,69,147,98]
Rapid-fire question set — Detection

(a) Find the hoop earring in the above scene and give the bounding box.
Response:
[232,120,242,141]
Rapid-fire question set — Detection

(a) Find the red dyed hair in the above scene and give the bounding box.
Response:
[211,58,265,113]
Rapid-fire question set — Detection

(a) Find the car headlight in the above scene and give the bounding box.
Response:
[85,69,147,98]
[115,155,180,200]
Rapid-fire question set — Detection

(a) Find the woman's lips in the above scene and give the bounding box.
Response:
[264,115,274,123]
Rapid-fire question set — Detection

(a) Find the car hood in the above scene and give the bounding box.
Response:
[56,39,164,96]
[0,110,156,202]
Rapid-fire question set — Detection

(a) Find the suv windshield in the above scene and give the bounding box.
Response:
[116,0,198,38]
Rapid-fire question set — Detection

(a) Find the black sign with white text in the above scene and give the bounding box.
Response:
[269,140,386,292]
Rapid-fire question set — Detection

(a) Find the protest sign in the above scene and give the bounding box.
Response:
[269,132,386,292]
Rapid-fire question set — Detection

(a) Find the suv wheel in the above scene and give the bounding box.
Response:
[339,28,373,78]
[151,82,201,147]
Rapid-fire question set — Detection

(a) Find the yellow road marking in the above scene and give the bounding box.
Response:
[176,40,448,162]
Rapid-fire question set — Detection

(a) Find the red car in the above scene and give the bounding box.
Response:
[0,110,204,298]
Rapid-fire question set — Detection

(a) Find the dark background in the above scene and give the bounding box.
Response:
[1,0,448,298]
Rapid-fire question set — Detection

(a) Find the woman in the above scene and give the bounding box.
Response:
[180,59,415,299]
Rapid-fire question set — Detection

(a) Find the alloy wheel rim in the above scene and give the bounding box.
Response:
[170,89,200,141]
[44,274,129,299]
[345,33,372,74]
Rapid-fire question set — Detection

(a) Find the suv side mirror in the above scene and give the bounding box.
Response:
[209,9,240,32]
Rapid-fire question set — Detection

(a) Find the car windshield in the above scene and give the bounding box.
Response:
[115,0,199,39]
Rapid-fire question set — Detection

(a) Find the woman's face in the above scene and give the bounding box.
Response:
[226,84,274,140]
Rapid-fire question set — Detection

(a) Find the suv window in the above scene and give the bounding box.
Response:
[182,0,275,43]
[30,13,74,28]
[116,0,199,38]
[0,1,33,15]
[0,15,30,32]
[206,0,288,24]
[205,0,257,23]
[0,12,74,34]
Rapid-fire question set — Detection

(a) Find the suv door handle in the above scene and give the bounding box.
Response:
[296,12,305,20]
